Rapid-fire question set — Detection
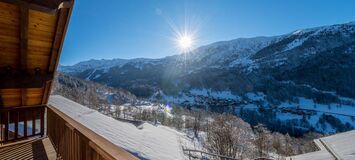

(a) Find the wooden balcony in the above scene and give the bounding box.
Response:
[0,137,58,160]
[1,106,45,144]
[0,105,138,160]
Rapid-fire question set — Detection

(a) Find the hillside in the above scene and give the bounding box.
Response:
[52,73,137,109]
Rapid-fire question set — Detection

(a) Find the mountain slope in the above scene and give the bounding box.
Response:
[59,21,355,134]
[52,73,137,109]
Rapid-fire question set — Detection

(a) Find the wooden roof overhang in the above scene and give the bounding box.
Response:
[0,0,74,108]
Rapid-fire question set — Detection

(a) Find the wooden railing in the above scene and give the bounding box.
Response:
[47,105,138,160]
[0,106,45,144]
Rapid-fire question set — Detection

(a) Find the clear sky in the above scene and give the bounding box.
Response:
[60,0,355,65]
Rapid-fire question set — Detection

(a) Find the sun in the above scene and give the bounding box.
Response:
[176,33,195,52]
[178,35,193,50]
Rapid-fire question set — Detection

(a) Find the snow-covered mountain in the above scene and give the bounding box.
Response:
[59,21,355,135]
[60,36,278,73]
[59,58,164,73]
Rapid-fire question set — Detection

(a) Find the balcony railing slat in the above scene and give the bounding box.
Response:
[32,109,36,136]
[4,111,8,142]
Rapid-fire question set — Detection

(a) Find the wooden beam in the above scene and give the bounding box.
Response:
[48,8,69,72]
[58,1,73,9]
[41,82,51,104]
[0,0,73,14]
[0,105,45,111]
[43,4,74,103]
[0,72,54,89]
[19,2,29,71]
[19,2,29,107]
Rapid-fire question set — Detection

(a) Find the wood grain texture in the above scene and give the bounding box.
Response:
[0,137,58,159]
[0,1,73,107]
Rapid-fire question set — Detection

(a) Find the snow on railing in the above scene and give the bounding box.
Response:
[47,105,138,160]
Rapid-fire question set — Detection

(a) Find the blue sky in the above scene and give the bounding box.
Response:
[60,0,355,65]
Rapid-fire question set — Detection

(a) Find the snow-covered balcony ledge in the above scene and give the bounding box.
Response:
[47,95,138,160]
[48,95,187,160]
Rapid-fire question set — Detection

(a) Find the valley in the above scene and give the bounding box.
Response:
[59,21,355,136]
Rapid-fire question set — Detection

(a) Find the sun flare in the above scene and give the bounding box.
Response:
[178,35,193,50]
[157,8,200,53]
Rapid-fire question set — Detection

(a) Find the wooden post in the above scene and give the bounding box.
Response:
[24,110,27,138]
[14,111,19,139]
[4,111,8,141]
[32,109,36,135]
[0,111,3,142]
[40,107,45,136]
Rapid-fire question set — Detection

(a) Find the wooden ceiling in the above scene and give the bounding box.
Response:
[0,0,74,107]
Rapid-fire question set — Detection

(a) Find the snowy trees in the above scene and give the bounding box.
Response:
[254,124,273,157]
[193,111,202,138]
[171,115,183,130]
[106,105,319,159]
[205,114,249,159]
[114,106,121,119]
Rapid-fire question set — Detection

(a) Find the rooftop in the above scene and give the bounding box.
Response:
[288,130,355,160]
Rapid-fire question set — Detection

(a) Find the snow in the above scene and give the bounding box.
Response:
[283,38,307,51]
[85,69,96,80]
[245,92,265,101]
[237,92,355,134]
[297,97,355,117]
[93,74,101,79]
[190,36,276,64]
[189,89,241,100]
[49,95,192,160]
[276,97,355,133]
[282,21,355,54]
[158,89,241,105]
[8,121,40,136]
[60,59,127,73]
[163,94,196,104]
[276,112,303,121]
[59,58,161,74]
[288,130,355,160]
[292,30,303,35]
[321,130,355,160]
[229,58,254,67]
